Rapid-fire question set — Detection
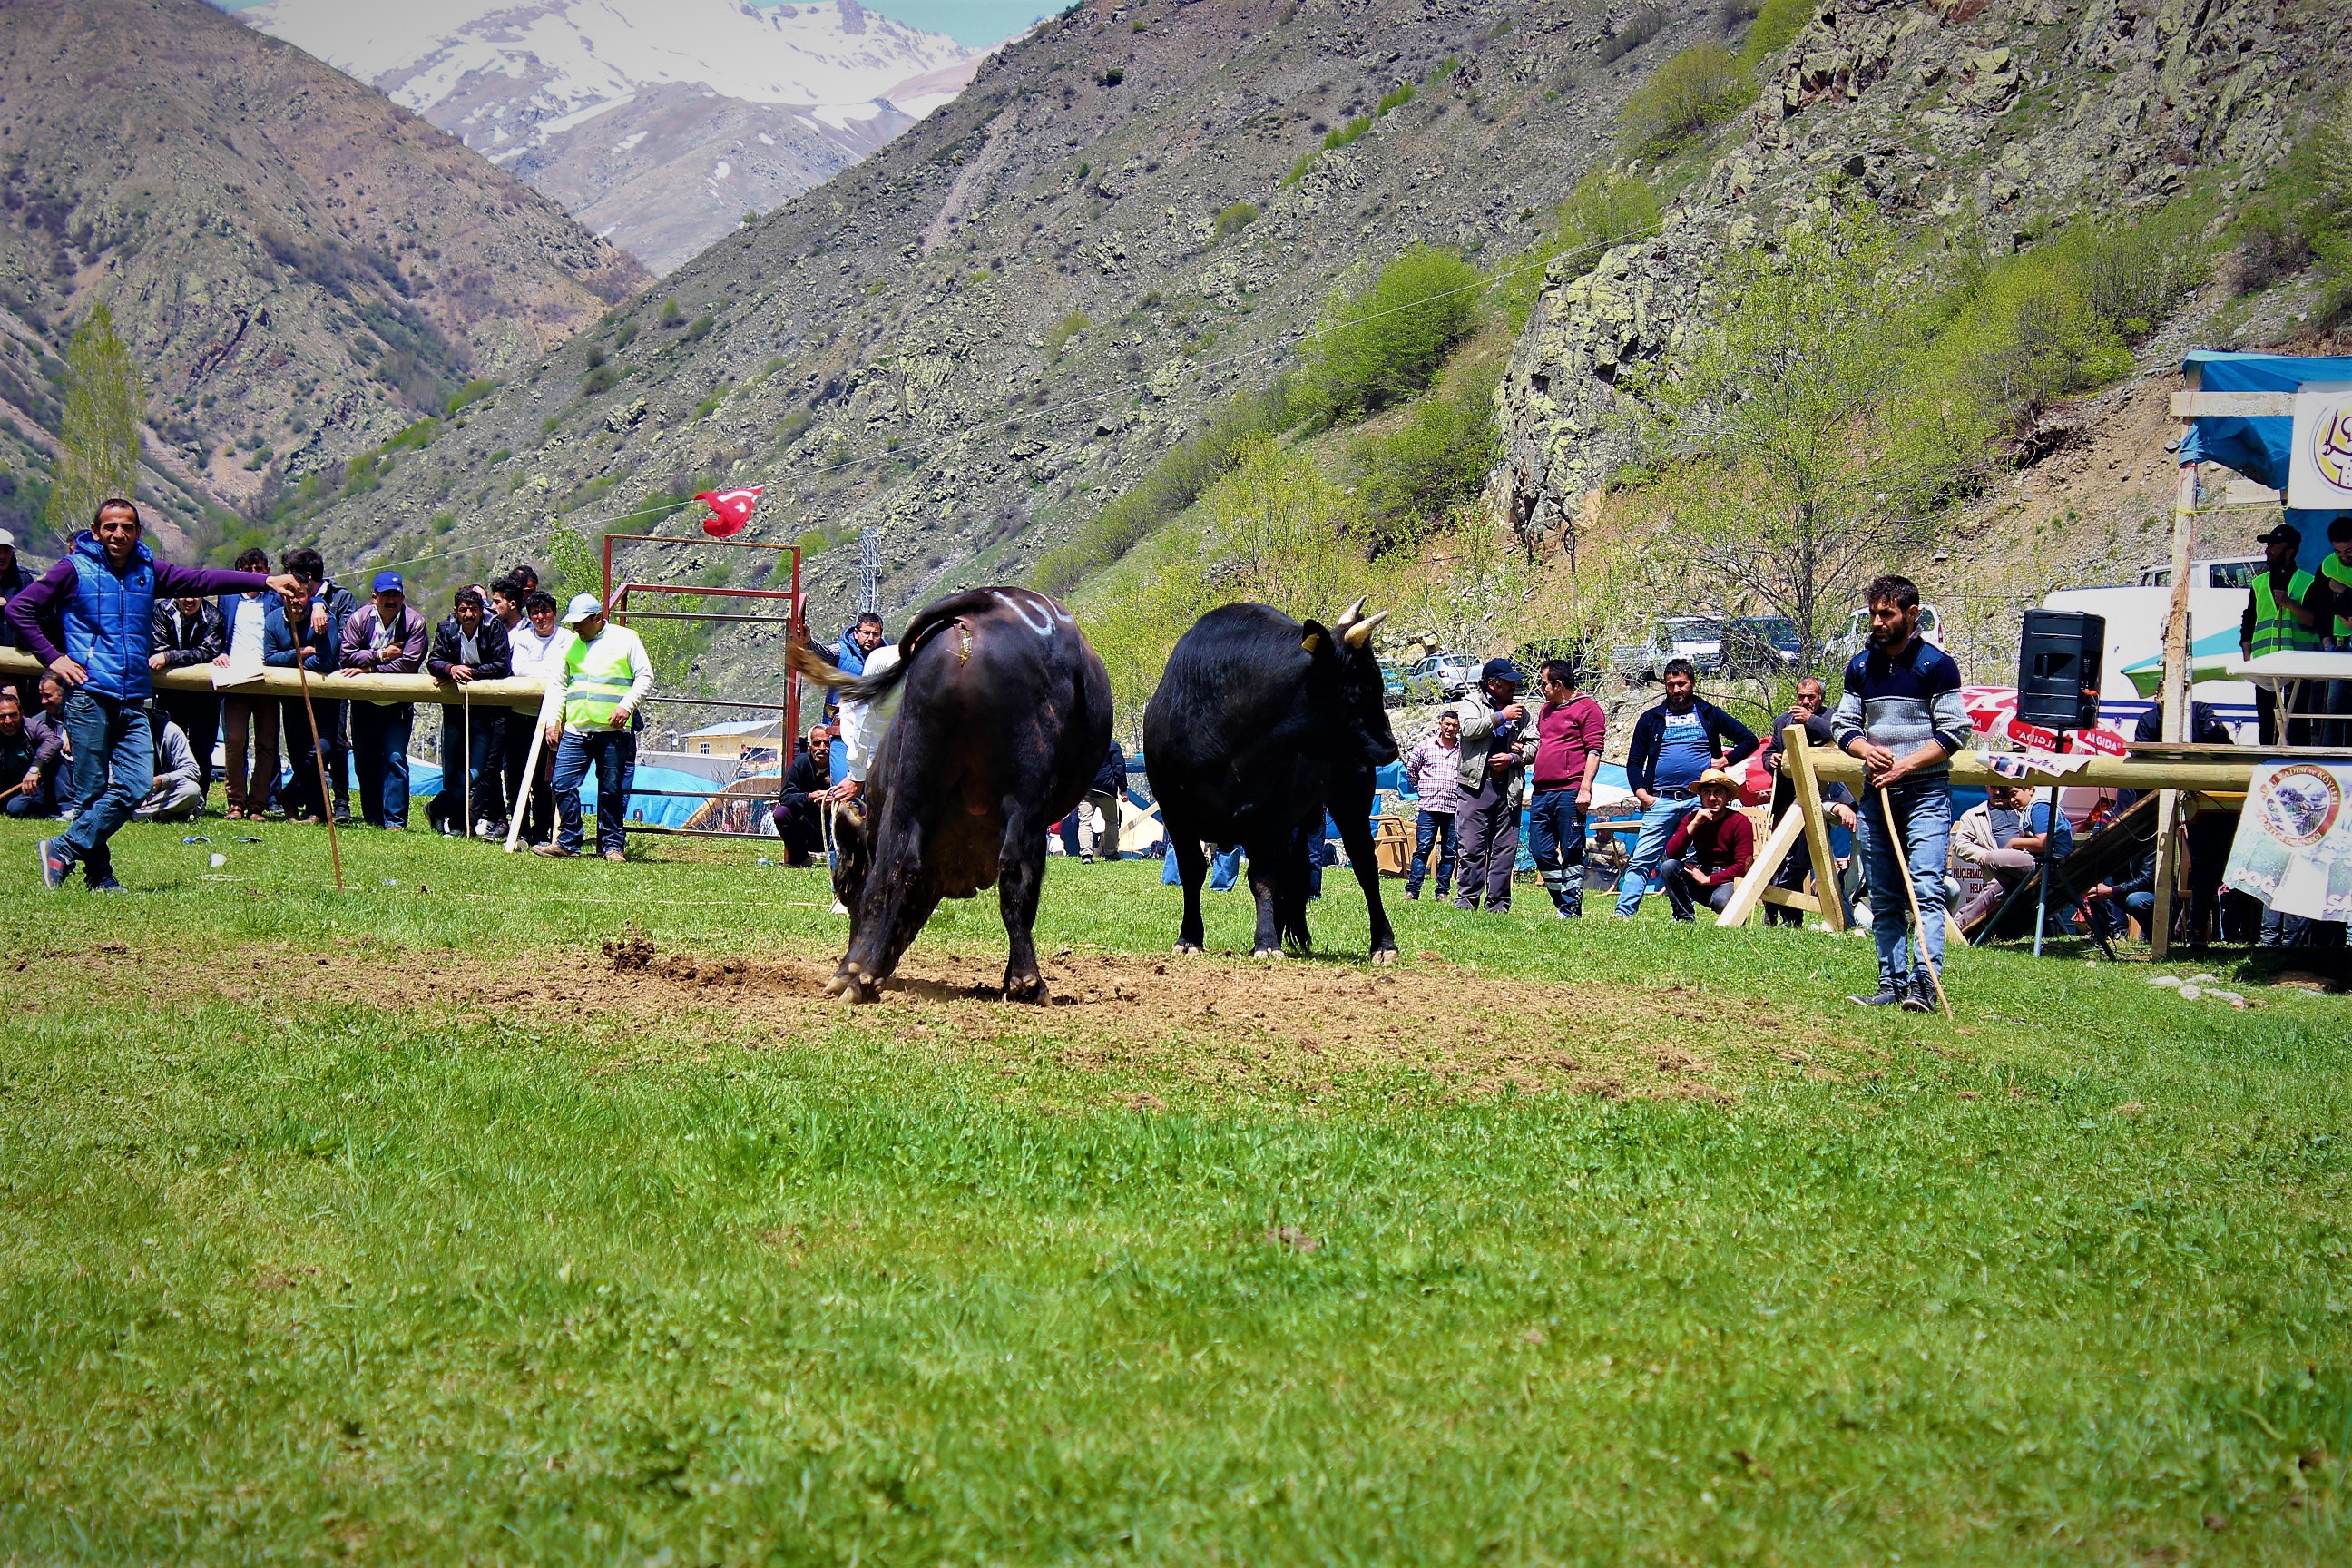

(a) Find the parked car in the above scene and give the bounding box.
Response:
[2138,554,2263,590]
[1825,603,1942,666]
[1719,615,1802,674]
[1608,617,1726,681]
[1406,652,1482,698]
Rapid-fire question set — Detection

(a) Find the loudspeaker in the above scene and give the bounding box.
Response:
[2015,609,2105,730]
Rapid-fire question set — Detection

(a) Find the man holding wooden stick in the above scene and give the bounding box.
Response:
[1832,573,1972,1013]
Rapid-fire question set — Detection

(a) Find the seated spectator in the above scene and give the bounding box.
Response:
[777,723,832,867]
[2088,845,2160,944]
[0,688,57,818]
[132,719,203,822]
[24,671,70,808]
[1659,768,1754,921]
[149,593,224,805]
[1955,784,2075,929]
[425,587,513,836]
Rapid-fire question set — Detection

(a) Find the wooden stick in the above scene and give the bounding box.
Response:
[2151,362,2201,958]
[295,652,343,893]
[504,717,546,854]
[1872,781,1953,1019]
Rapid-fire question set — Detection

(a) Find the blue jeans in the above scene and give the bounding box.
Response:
[554,729,636,854]
[1527,789,1587,916]
[432,707,501,831]
[55,689,152,884]
[351,701,414,828]
[1406,808,1455,897]
[1615,793,1700,917]
[1163,842,1243,890]
[1860,778,1952,986]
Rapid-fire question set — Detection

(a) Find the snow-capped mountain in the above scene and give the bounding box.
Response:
[236,0,981,272]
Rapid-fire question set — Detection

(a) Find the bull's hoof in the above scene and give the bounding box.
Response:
[1372,947,1398,966]
[826,967,878,1004]
[1250,946,1284,961]
[1002,973,1049,1004]
[1172,942,1204,956]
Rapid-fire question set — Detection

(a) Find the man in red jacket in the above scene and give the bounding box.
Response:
[1660,768,1754,922]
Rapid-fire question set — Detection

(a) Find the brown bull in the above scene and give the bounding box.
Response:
[788,587,1112,1003]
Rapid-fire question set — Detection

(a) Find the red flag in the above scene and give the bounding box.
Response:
[694,485,764,537]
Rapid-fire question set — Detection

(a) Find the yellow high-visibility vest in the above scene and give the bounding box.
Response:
[2318,553,2352,641]
[2249,568,2320,657]
[559,625,646,729]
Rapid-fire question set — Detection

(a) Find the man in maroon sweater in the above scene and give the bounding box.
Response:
[1660,767,1754,922]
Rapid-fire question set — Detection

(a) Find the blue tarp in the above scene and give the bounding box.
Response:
[2178,350,2352,576]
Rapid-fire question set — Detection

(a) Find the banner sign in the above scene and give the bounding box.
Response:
[2288,383,2352,512]
[2223,761,2352,922]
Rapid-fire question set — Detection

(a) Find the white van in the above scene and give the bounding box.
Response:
[2043,556,2259,740]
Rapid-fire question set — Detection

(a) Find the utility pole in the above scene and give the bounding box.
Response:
[858,530,880,616]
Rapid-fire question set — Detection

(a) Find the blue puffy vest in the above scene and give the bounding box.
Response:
[63,531,159,701]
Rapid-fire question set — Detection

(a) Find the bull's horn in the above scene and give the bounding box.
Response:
[1341,610,1388,649]
[1332,596,1367,631]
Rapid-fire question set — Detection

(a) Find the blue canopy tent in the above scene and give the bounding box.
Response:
[2179,349,2352,576]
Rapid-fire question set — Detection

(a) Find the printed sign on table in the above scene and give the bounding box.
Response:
[2288,382,2352,512]
[2223,761,2352,922]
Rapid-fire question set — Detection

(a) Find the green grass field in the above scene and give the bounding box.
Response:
[0,817,2346,1564]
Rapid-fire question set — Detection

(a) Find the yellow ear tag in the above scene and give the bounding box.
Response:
[1301,632,1323,653]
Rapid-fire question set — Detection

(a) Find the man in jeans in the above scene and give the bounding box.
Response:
[1834,573,1972,1010]
[7,498,293,890]
[335,572,429,828]
[1527,659,1606,917]
[426,587,514,836]
[1616,659,1759,918]
[1454,659,1534,913]
[1400,710,1463,901]
[534,594,653,862]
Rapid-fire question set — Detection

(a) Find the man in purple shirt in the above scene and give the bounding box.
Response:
[334,570,429,828]
[7,497,295,890]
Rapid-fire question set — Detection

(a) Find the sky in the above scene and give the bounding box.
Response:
[215,0,1045,48]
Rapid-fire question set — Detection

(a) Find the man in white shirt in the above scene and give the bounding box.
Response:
[824,641,902,802]
[498,583,561,843]
[532,594,653,862]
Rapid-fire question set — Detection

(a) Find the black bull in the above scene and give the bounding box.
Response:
[1143,600,1401,963]
[788,587,1112,1004]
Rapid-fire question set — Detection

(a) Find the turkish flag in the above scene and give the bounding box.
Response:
[694,485,764,537]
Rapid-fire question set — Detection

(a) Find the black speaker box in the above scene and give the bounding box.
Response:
[2016,609,2105,730]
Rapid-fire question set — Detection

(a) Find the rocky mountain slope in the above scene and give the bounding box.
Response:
[236,0,981,273]
[0,0,649,555]
[1499,0,2352,646]
[291,0,1732,676]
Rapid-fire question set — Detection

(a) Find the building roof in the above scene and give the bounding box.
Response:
[684,717,784,739]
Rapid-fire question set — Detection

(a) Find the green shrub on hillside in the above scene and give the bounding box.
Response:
[1376,82,1416,115]
[1348,362,1502,553]
[2230,89,2352,324]
[1031,378,1298,596]
[1617,43,1754,158]
[1214,201,1260,240]
[1738,0,1813,66]
[1498,169,1662,331]
[1045,312,1093,357]
[1323,115,1372,151]
[1299,243,1485,425]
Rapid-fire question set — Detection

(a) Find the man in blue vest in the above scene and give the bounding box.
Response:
[5,497,295,890]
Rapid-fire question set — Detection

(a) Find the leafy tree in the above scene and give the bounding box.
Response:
[1633,217,1962,669]
[44,303,144,539]
[1300,244,1485,425]
[1498,169,1661,331]
[1348,361,1502,553]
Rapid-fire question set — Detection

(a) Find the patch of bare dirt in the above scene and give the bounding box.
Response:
[56,937,1885,1106]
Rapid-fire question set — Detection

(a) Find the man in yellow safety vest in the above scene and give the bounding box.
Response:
[2321,516,2352,748]
[2239,524,2324,745]
[532,593,653,861]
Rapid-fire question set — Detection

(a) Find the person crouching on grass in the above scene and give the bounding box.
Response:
[1659,768,1753,920]
[6,498,298,891]
[1831,573,1971,1012]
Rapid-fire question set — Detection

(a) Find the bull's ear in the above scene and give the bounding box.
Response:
[1299,619,1331,655]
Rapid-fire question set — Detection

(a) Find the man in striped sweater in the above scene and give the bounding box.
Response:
[1832,573,1973,1012]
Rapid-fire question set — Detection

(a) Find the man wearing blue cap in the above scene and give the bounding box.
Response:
[7,498,298,889]
[335,571,428,828]
[1452,657,1535,913]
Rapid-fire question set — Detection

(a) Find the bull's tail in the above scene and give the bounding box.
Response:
[786,640,916,705]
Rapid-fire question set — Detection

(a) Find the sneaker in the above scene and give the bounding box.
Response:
[1847,982,1906,1006]
[532,843,577,858]
[1081,853,1094,864]
[87,876,125,894]
[1902,978,1936,1014]
[35,838,66,891]
[602,848,626,863]
[1404,889,1420,901]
